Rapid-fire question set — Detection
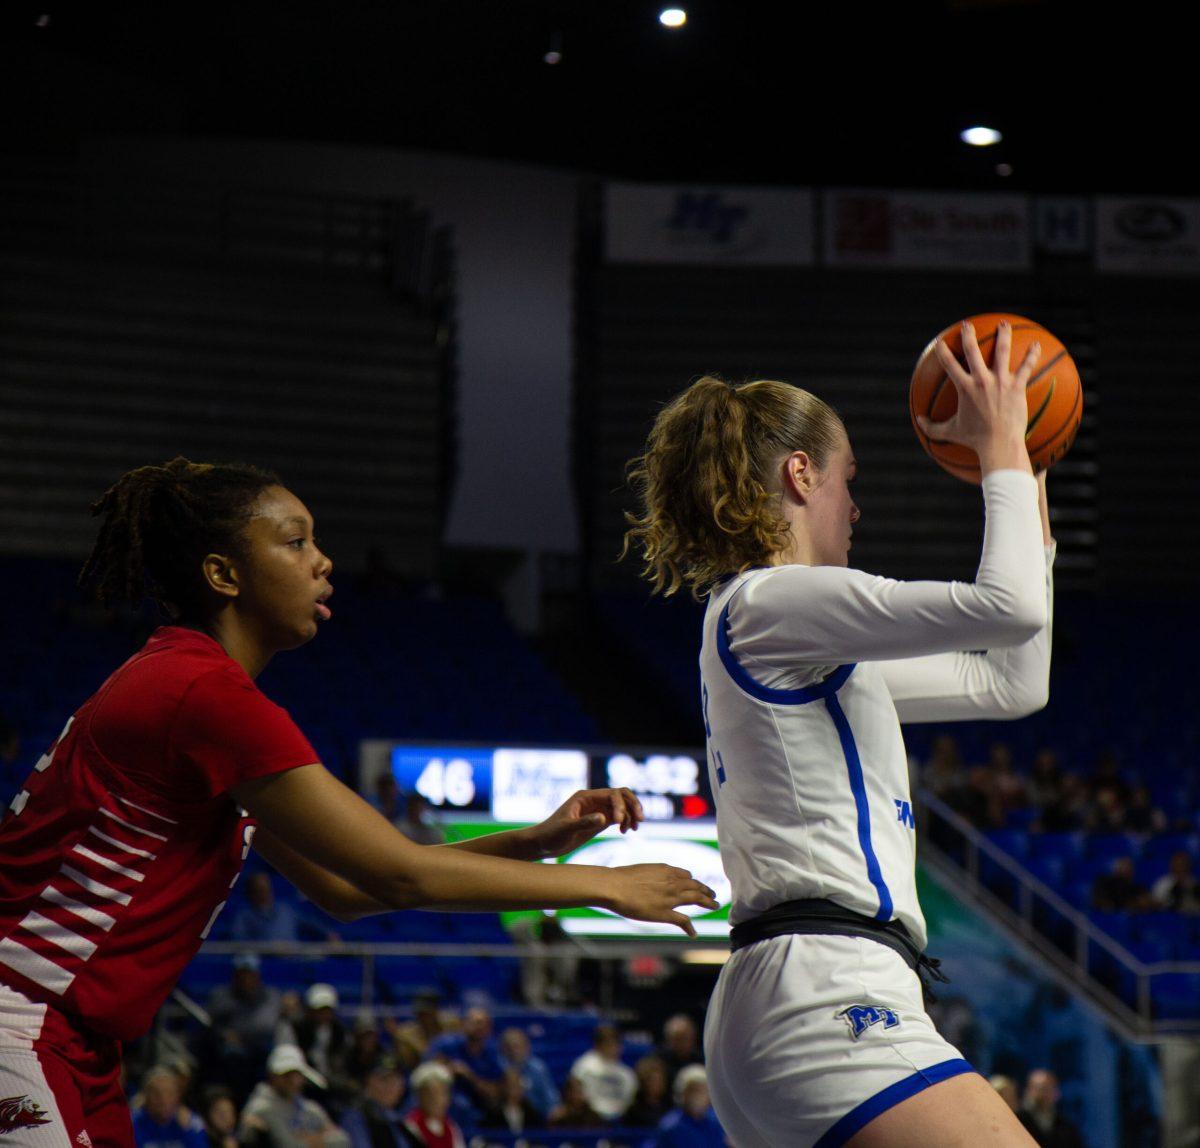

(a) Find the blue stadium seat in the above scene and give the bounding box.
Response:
[1084,834,1144,866]
[1089,912,1134,947]
[1151,974,1200,1021]
[985,829,1031,861]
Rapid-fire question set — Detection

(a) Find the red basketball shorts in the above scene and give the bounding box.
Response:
[0,983,133,1148]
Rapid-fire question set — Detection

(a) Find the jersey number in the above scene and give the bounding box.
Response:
[702,682,727,788]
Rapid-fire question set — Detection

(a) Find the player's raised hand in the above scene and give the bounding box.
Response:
[529,787,646,859]
[917,320,1041,465]
[607,863,720,937]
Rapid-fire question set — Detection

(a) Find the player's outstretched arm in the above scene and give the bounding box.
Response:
[234,764,717,933]
[438,788,647,861]
[255,788,645,913]
[251,826,390,921]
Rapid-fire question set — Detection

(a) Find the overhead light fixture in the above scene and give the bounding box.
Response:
[660,8,687,28]
[961,126,1002,147]
[544,30,563,65]
[996,163,1013,177]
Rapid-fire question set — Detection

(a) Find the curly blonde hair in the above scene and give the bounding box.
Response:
[621,376,844,598]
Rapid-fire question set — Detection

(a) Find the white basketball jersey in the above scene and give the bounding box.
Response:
[701,570,924,941]
[698,470,1053,951]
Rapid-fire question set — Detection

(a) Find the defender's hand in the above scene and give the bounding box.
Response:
[530,788,646,859]
[606,864,719,937]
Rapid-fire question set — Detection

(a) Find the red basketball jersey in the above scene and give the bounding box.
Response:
[0,626,317,1040]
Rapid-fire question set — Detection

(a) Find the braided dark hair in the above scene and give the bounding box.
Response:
[79,457,282,618]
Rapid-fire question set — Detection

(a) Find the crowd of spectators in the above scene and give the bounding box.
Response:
[920,734,1197,916]
[1087,850,1200,915]
[128,969,715,1148]
[923,736,1175,838]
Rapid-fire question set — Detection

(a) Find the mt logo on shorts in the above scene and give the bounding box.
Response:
[0,1094,52,1133]
[837,1004,901,1039]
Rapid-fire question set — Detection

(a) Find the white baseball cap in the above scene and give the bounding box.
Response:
[267,1044,326,1088]
[305,983,339,1010]
[673,1064,708,1104]
[410,1062,453,1091]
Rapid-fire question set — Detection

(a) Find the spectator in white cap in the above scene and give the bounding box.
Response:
[651,1065,726,1148]
[239,1044,349,1148]
[294,984,349,1094]
[404,1063,465,1148]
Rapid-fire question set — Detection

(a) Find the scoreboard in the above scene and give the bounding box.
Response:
[387,742,716,824]
[364,740,730,938]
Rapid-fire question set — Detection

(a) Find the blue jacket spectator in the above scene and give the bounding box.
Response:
[230,871,336,943]
[498,1026,559,1117]
[650,1065,726,1148]
[132,1066,207,1148]
[653,1106,726,1148]
[428,1007,504,1124]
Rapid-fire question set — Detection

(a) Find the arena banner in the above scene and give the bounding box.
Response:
[823,189,1031,270]
[604,182,816,265]
[1034,197,1091,255]
[1095,196,1200,274]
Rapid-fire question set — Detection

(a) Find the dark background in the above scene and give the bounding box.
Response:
[3,1,1192,192]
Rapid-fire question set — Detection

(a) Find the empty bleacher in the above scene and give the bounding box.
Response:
[0,556,598,801]
[0,160,454,578]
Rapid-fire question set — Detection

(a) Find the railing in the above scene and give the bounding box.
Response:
[184,938,724,1024]
[916,788,1200,1040]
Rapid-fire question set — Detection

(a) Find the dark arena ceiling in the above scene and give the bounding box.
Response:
[1,1,1189,194]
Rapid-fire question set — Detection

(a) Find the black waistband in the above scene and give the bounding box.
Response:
[729,898,949,1001]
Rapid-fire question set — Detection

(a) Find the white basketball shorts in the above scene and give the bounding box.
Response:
[704,933,975,1148]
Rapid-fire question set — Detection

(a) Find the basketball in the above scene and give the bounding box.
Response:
[909,312,1083,483]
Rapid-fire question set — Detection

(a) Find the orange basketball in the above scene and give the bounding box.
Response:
[909,312,1083,484]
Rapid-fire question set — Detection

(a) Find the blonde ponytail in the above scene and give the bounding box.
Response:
[622,376,842,598]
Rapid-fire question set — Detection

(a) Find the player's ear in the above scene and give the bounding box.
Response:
[202,553,240,600]
[780,450,817,503]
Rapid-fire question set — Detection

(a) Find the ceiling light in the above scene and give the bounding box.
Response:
[660,8,687,28]
[961,126,1002,147]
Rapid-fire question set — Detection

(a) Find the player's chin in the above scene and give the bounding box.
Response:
[279,614,320,649]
